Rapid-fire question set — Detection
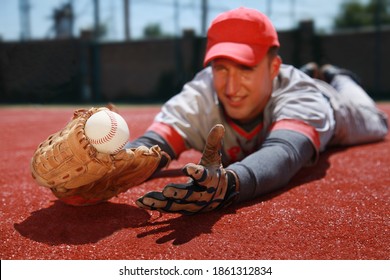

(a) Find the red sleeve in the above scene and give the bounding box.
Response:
[147,122,187,156]
[269,119,321,151]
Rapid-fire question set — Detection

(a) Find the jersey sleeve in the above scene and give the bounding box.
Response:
[227,129,315,203]
[147,67,221,157]
[266,65,336,156]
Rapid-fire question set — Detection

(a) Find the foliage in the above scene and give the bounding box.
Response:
[334,0,390,28]
[143,23,173,39]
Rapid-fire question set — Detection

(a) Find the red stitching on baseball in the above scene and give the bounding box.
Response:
[112,142,127,154]
[88,110,118,145]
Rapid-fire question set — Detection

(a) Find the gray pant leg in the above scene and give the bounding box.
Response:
[330,75,388,145]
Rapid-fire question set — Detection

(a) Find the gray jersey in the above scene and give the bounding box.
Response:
[148,64,338,165]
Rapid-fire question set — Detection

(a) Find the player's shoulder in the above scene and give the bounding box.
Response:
[165,66,217,109]
[278,64,312,83]
[277,64,338,97]
[274,64,320,93]
[183,66,213,90]
[180,67,216,100]
[191,66,212,80]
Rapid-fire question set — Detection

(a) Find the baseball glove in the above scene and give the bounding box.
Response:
[30,107,169,206]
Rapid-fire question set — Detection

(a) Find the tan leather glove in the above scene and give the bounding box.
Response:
[30,107,169,206]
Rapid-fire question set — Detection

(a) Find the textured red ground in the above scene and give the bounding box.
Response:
[0,104,389,260]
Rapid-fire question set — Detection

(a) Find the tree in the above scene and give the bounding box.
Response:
[143,23,172,39]
[334,0,390,29]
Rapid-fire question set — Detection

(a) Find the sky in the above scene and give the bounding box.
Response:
[0,0,368,42]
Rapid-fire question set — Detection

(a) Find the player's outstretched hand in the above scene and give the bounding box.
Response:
[136,124,239,215]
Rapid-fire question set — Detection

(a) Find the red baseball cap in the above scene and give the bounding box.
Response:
[204,7,280,67]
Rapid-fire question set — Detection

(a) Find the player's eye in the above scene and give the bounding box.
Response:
[239,64,254,71]
[212,64,226,72]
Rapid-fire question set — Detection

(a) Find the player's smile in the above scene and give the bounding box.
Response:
[226,94,246,106]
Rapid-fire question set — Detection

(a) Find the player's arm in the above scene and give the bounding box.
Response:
[136,124,316,214]
[125,131,177,169]
[227,129,315,203]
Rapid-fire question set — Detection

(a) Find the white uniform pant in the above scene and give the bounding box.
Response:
[329,75,388,146]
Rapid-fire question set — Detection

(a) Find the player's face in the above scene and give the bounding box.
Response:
[212,55,281,123]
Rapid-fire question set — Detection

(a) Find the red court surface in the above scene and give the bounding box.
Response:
[0,104,389,260]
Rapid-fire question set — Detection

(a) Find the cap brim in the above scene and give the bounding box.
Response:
[203,42,269,67]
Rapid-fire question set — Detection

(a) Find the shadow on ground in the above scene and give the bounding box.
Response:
[14,201,151,245]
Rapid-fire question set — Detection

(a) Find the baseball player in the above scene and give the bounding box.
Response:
[30,7,388,214]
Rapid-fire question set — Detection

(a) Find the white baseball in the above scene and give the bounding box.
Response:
[85,110,130,154]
